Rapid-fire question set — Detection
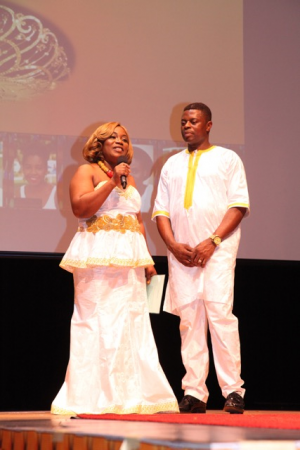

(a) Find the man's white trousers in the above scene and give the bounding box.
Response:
[179,298,245,403]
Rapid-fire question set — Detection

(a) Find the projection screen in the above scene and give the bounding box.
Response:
[1,0,299,261]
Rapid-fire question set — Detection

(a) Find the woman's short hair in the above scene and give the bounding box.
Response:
[21,141,52,166]
[82,122,134,164]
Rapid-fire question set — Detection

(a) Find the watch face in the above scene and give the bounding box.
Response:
[214,236,221,245]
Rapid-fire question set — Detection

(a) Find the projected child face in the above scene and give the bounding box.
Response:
[102,126,129,164]
[22,154,48,186]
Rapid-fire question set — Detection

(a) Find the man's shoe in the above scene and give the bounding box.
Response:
[179,395,206,414]
[223,392,245,414]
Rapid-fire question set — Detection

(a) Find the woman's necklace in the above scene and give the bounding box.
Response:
[98,160,113,178]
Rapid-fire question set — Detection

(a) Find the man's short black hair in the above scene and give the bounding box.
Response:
[183,102,212,122]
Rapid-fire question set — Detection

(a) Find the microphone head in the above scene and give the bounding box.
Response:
[116,155,128,165]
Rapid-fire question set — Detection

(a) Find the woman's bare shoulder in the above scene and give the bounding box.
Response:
[75,162,94,174]
[72,163,98,180]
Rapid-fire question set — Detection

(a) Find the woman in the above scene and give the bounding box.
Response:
[51,122,179,415]
[15,145,56,209]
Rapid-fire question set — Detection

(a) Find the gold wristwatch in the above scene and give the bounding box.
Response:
[210,234,222,246]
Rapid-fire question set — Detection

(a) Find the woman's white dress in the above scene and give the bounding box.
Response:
[51,182,179,414]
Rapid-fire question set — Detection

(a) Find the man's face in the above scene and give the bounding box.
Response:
[181,109,212,149]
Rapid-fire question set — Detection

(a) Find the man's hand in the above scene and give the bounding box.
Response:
[190,207,248,268]
[191,238,216,268]
[169,242,195,267]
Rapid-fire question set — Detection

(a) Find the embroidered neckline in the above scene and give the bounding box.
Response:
[185,145,215,154]
[94,181,134,200]
[184,146,215,210]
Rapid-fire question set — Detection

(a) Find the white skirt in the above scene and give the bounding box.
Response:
[51,266,178,414]
[59,229,154,273]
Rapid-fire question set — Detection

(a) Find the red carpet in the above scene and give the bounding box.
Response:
[77,412,300,430]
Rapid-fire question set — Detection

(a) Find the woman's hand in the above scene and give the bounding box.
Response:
[112,162,130,187]
[145,265,157,285]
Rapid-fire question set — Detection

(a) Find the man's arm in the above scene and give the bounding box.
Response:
[156,216,195,267]
[191,207,247,267]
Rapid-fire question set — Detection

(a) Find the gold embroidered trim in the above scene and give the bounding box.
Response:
[94,182,135,200]
[184,151,201,210]
[228,202,249,209]
[51,404,76,415]
[51,400,179,415]
[184,146,215,210]
[115,185,134,200]
[79,214,141,234]
[60,256,154,269]
[151,210,170,219]
[184,145,216,155]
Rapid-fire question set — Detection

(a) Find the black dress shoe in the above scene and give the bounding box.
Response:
[223,392,245,414]
[179,395,206,414]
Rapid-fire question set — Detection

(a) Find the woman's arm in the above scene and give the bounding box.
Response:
[70,164,117,218]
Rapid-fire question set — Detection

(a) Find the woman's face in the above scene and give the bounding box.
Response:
[23,155,47,185]
[102,126,129,164]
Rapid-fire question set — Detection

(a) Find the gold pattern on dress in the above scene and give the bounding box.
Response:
[51,404,76,415]
[59,256,154,270]
[80,214,141,234]
[94,182,134,200]
[51,400,179,415]
[115,185,134,200]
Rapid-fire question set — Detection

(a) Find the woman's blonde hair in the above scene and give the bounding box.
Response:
[82,122,134,164]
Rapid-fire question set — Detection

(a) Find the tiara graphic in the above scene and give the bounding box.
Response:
[0,5,70,100]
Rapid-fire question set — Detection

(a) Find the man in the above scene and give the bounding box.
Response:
[152,103,249,414]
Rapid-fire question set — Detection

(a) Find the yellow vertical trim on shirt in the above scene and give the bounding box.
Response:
[184,151,201,209]
[184,146,215,210]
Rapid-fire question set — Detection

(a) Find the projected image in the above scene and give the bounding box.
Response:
[131,143,154,213]
[55,134,90,212]
[129,142,156,251]
[0,140,3,207]
[154,141,186,185]
[0,0,246,254]
[11,137,58,210]
[0,4,71,101]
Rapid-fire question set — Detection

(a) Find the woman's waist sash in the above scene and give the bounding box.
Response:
[78,214,141,234]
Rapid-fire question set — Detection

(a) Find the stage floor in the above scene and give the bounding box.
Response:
[1,411,300,450]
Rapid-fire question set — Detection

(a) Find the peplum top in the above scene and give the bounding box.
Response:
[60,181,154,273]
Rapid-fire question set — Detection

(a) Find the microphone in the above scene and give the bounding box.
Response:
[116,155,128,189]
